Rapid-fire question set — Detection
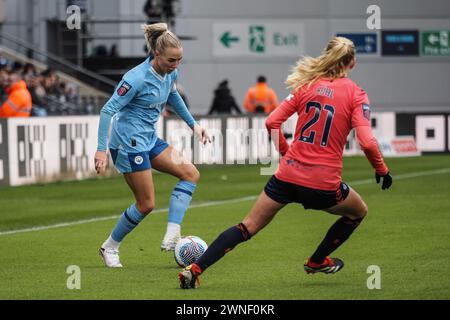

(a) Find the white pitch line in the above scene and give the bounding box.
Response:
[0,196,257,236]
[349,167,450,185]
[1,168,450,237]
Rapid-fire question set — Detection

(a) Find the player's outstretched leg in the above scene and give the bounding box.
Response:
[304,186,367,274]
[178,223,251,289]
[100,203,146,267]
[151,146,200,252]
[100,170,154,267]
[161,180,197,251]
[179,191,285,288]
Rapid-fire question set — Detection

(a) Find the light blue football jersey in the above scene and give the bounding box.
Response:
[99,56,194,153]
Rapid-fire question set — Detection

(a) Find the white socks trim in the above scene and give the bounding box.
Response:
[166,222,181,235]
[102,235,121,250]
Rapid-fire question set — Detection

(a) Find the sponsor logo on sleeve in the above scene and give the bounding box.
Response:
[117,81,132,96]
[362,103,371,120]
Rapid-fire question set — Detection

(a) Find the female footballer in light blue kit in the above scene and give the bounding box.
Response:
[95,23,211,267]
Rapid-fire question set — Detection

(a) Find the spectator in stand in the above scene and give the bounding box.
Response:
[22,65,47,116]
[0,50,9,70]
[0,69,32,117]
[243,75,279,114]
[109,44,119,57]
[11,61,24,74]
[208,80,242,115]
[41,69,60,95]
[64,83,79,101]
[23,63,37,78]
[58,82,68,103]
[0,69,8,102]
[27,74,46,106]
[143,0,161,22]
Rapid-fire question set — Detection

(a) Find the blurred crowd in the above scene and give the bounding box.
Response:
[0,53,104,117]
[0,52,280,118]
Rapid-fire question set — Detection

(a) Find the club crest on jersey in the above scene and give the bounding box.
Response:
[134,156,144,165]
[362,104,371,120]
[117,81,132,96]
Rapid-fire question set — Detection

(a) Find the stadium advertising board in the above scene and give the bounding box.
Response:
[0,120,8,186]
[378,136,421,157]
[5,116,99,186]
[381,30,419,56]
[415,115,446,152]
[448,116,450,152]
[336,33,378,55]
[0,113,448,186]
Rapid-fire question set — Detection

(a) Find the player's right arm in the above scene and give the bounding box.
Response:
[265,93,298,155]
[95,74,140,174]
[351,86,392,190]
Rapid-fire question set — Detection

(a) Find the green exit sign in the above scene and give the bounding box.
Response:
[422,31,450,56]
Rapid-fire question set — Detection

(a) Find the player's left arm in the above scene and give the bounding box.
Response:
[351,86,392,190]
[355,126,392,190]
[167,72,195,127]
[167,75,211,144]
[167,89,196,128]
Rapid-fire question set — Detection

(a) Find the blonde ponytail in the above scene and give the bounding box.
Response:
[285,37,355,92]
[142,22,181,56]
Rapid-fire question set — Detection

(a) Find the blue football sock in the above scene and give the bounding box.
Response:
[168,180,197,225]
[111,204,145,243]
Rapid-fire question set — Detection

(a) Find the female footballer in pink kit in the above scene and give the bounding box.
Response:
[179,37,393,288]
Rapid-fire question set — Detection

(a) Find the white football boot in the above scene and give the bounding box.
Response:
[160,232,180,252]
[99,247,123,268]
[161,222,181,252]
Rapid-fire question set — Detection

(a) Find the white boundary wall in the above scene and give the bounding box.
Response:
[0,111,448,186]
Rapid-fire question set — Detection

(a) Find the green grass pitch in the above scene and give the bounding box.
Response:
[0,155,449,299]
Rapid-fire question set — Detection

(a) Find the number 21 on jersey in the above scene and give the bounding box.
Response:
[299,101,335,147]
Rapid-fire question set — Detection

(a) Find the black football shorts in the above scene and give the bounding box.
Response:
[264,175,350,210]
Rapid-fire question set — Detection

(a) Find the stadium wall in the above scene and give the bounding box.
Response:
[0,112,449,187]
[0,119,8,187]
[2,0,450,115]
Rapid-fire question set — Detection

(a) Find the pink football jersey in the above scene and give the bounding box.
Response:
[267,77,373,190]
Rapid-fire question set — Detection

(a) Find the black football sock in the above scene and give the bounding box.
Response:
[310,216,364,264]
[194,223,251,273]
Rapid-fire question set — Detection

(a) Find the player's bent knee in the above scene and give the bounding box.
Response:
[136,202,154,215]
[183,165,200,183]
[349,198,368,219]
[351,205,367,221]
[360,202,369,217]
[193,168,200,183]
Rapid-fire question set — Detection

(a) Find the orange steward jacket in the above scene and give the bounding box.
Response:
[243,83,279,113]
[0,80,32,117]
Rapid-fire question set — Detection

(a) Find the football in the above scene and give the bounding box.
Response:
[174,236,208,268]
